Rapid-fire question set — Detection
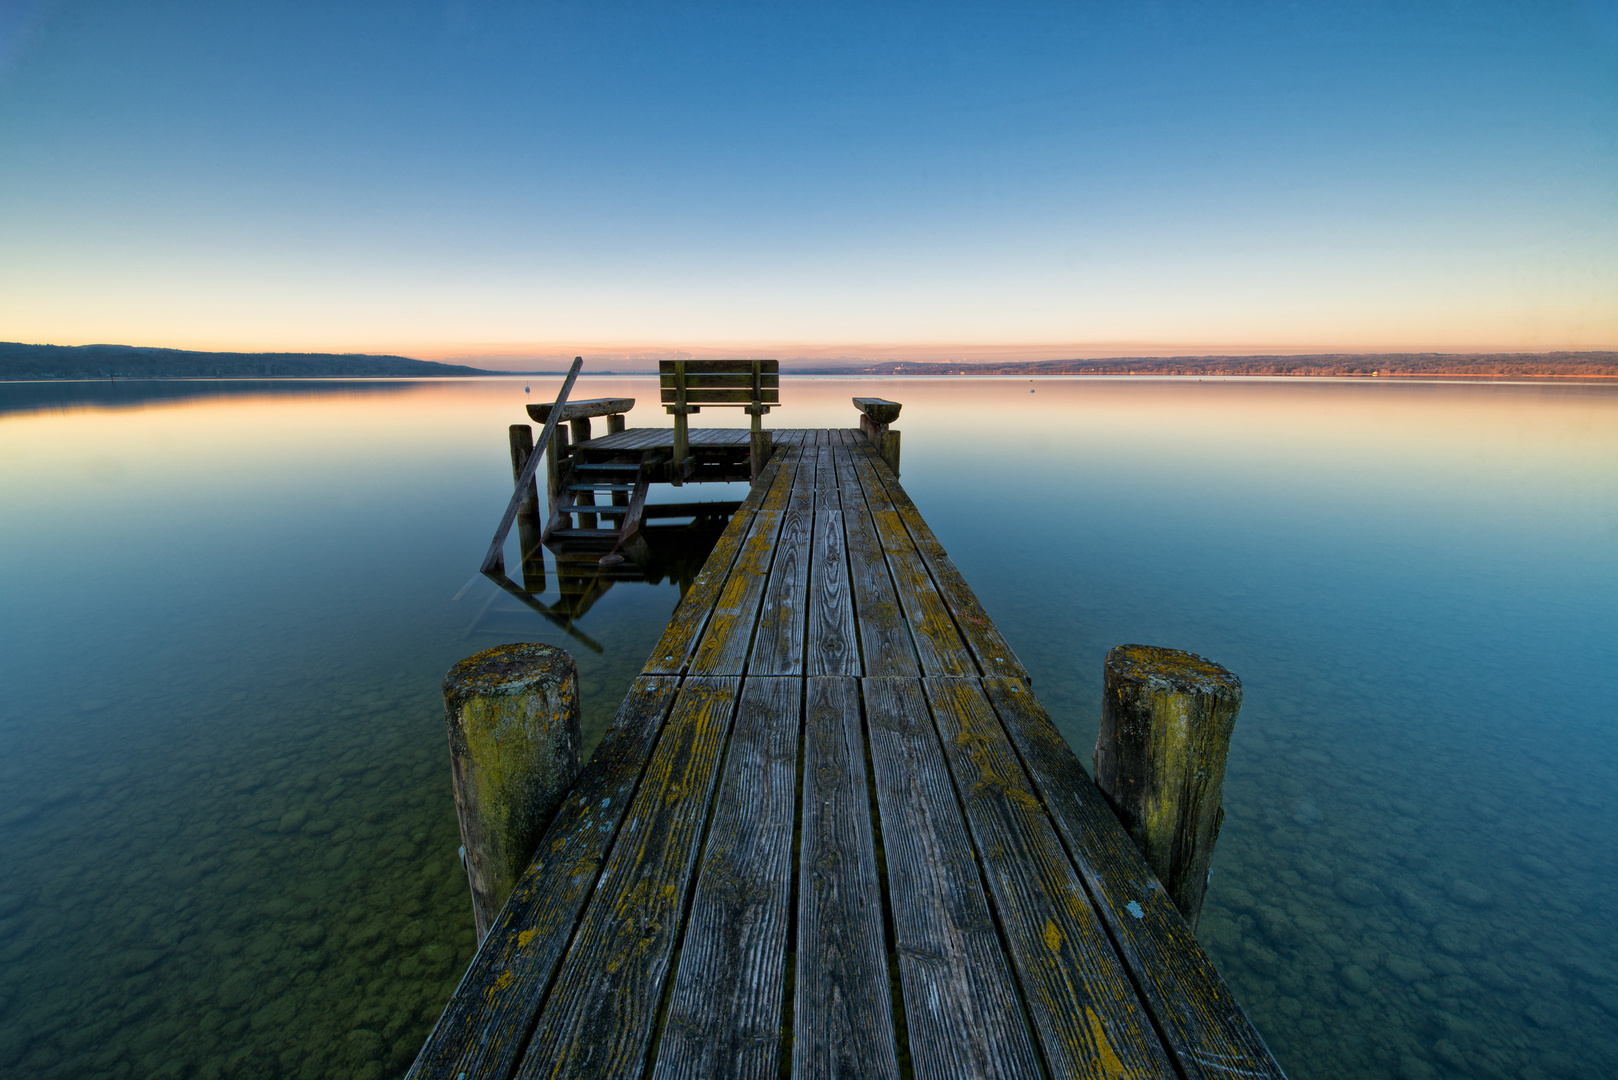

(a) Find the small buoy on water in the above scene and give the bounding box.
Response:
[524,385,530,393]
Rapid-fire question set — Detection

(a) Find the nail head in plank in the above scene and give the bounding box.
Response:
[981,678,1287,1080]
[921,677,1176,1080]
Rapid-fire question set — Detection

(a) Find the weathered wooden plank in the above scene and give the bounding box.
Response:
[406,676,680,1080]
[690,428,752,445]
[835,447,920,678]
[807,448,857,677]
[527,397,637,423]
[748,450,817,675]
[922,677,1176,1080]
[658,359,781,375]
[849,452,971,677]
[796,676,901,1080]
[685,451,802,675]
[663,388,784,404]
[517,677,743,1078]
[853,441,1029,684]
[652,677,801,1080]
[981,678,1286,1080]
[659,372,782,389]
[643,454,791,674]
[861,678,1042,1080]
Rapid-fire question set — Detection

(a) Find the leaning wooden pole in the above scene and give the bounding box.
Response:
[443,643,582,942]
[1092,644,1242,930]
[481,356,582,573]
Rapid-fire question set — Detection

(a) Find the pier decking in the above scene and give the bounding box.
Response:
[413,429,1284,1079]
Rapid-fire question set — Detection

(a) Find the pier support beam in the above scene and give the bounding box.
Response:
[508,425,546,592]
[1093,645,1241,930]
[443,643,582,941]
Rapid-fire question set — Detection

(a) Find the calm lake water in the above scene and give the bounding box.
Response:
[1,375,1614,1080]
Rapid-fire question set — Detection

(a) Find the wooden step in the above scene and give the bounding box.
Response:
[559,505,627,516]
[544,528,621,541]
[568,484,635,493]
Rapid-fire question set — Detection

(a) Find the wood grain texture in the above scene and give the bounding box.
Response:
[849,452,971,676]
[807,447,857,676]
[517,677,743,1079]
[657,359,781,375]
[662,388,784,404]
[861,678,1042,1080]
[643,454,787,674]
[748,449,817,674]
[795,676,900,1080]
[652,677,802,1080]
[659,373,782,389]
[982,678,1286,1080]
[686,450,802,675]
[854,441,1029,684]
[527,398,636,423]
[406,676,680,1080]
[921,677,1175,1080]
[836,447,920,678]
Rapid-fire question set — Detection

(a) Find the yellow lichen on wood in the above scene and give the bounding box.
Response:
[1093,645,1241,930]
[443,643,582,943]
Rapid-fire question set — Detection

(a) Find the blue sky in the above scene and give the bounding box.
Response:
[1,1,1614,364]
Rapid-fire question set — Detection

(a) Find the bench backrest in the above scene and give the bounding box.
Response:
[659,359,779,408]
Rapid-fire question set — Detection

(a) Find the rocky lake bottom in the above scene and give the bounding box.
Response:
[1,375,1613,1078]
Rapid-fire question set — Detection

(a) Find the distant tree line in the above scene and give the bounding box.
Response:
[803,352,1618,377]
[0,342,495,380]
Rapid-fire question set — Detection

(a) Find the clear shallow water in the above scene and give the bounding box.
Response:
[1,376,1614,1079]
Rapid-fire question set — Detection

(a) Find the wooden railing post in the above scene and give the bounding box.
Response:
[1092,645,1242,930]
[443,643,582,942]
[508,424,546,593]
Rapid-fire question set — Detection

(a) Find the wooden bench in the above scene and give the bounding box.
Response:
[660,360,779,483]
[853,396,901,475]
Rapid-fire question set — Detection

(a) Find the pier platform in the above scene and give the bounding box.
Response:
[412,429,1284,1079]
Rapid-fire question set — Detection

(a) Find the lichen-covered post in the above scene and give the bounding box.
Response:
[1093,644,1242,930]
[442,643,581,941]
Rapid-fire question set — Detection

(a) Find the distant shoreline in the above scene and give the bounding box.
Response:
[3,341,1614,381]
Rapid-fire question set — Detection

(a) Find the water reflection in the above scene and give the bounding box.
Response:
[477,506,737,653]
[0,377,420,418]
[0,375,1612,1080]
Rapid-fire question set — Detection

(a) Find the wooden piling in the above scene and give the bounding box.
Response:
[547,424,570,528]
[443,643,582,941]
[1092,644,1241,930]
[508,425,546,592]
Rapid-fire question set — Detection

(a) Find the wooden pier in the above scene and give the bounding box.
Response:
[414,424,1284,1079]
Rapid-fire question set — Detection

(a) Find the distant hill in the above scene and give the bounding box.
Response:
[799,352,1618,378]
[0,342,496,380]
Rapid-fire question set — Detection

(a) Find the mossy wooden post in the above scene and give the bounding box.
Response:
[1093,644,1241,930]
[508,425,546,593]
[443,643,582,942]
